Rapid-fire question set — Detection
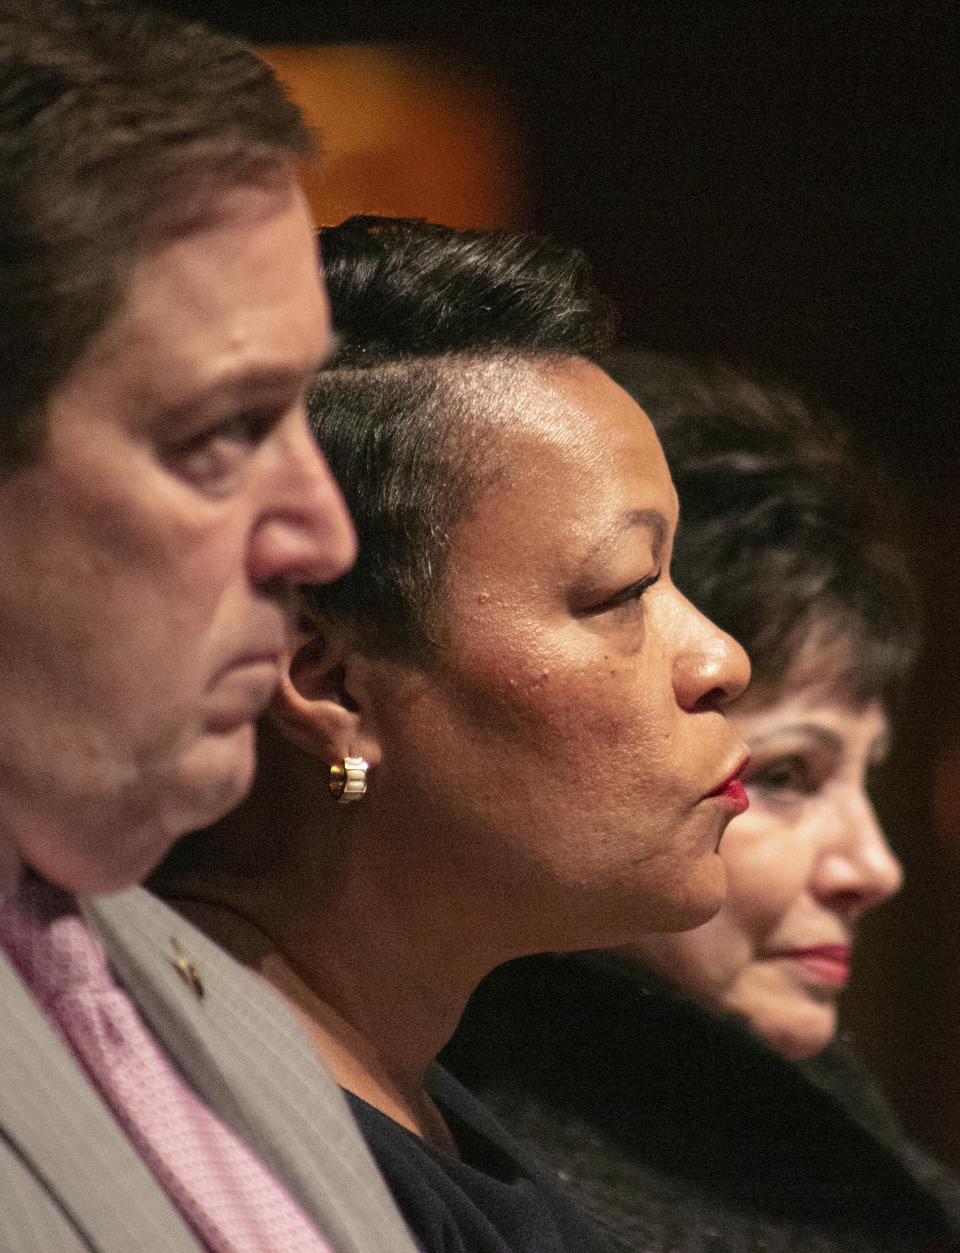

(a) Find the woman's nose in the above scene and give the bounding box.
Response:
[813,795,904,919]
[671,595,751,713]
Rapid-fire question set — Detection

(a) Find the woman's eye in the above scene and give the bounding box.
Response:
[596,570,662,615]
[745,754,816,796]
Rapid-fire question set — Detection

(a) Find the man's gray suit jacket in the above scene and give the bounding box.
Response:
[0,886,419,1253]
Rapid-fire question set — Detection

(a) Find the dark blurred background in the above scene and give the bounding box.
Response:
[165,0,960,1168]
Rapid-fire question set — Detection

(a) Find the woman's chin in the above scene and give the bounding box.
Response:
[749,1000,838,1061]
[590,870,727,953]
[652,850,728,934]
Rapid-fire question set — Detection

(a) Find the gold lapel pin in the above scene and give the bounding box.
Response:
[169,937,204,1000]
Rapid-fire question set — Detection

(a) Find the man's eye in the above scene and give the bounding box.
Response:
[165,412,271,485]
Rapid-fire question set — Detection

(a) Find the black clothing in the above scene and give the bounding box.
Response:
[441,953,960,1253]
[345,1064,614,1253]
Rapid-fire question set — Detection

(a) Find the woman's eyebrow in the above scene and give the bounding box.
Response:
[748,723,844,755]
[584,509,668,564]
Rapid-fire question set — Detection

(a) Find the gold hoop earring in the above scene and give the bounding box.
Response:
[329,756,369,804]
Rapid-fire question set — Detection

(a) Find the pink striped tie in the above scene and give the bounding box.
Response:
[0,877,335,1253]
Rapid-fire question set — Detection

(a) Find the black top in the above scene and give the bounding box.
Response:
[345,1064,614,1253]
[441,953,960,1253]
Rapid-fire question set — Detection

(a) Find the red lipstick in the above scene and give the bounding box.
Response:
[780,945,852,988]
[706,763,750,814]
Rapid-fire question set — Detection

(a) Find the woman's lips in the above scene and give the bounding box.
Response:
[778,945,852,988]
[705,761,750,814]
[715,776,749,813]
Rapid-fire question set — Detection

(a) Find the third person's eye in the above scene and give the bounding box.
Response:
[745,754,816,797]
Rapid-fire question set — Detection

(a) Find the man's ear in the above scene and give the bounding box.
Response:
[269,623,382,769]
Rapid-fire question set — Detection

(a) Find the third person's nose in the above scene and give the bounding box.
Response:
[813,793,903,918]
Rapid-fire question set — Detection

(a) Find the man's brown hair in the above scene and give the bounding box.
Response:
[0,0,311,467]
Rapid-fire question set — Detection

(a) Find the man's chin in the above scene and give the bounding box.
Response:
[7,727,259,897]
[102,726,260,888]
[166,724,259,837]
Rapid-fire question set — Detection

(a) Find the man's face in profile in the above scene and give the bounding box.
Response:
[0,171,355,894]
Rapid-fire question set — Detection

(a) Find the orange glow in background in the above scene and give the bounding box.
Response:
[259,45,526,230]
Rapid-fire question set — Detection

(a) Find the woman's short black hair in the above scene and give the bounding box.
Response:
[604,350,920,708]
[306,215,616,656]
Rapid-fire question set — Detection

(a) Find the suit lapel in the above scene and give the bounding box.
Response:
[0,952,203,1253]
[86,887,419,1253]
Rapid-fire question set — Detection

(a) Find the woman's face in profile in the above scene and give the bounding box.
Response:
[631,672,903,1060]
[359,360,751,956]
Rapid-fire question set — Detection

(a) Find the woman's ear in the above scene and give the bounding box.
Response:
[269,623,382,769]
